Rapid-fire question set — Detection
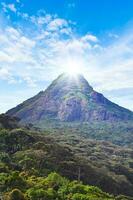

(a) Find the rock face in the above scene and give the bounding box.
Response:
[7,73,133,123]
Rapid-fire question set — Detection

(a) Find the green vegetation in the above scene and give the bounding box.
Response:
[37,120,133,147]
[3,172,127,200]
[0,114,133,199]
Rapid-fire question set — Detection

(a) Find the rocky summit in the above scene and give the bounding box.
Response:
[7,73,133,123]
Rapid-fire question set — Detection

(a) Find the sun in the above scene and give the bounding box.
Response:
[64,59,82,76]
[66,65,81,76]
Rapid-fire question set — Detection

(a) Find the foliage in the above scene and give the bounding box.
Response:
[0,115,133,199]
[3,172,131,200]
[6,189,26,200]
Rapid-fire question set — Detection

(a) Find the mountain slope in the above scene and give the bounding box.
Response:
[7,73,133,123]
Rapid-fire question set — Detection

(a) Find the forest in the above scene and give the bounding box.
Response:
[0,114,133,200]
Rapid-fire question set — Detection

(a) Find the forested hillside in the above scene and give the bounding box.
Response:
[0,114,133,199]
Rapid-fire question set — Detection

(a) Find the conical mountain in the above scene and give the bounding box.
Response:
[7,73,133,123]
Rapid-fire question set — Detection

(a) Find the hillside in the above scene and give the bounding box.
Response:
[1,114,133,199]
[38,120,133,147]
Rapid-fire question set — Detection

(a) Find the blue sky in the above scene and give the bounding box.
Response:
[0,0,133,112]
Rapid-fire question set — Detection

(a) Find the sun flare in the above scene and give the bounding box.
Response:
[66,66,81,76]
[64,59,83,77]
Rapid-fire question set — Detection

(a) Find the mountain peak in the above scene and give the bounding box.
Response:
[49,73,93,94]
[7,73,133,123]
[57,72,87,81]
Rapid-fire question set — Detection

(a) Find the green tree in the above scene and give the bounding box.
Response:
[26,188,57,200]
[6,172,27,190]
[8,189,26,200]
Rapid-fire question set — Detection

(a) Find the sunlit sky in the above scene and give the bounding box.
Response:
[0,0,133,113]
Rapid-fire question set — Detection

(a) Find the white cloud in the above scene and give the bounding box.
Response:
[0,51,13,62]
[81,34,98,42]
[23,76,37,88]
[30,14,52,25]
[8,4,17,12]
[0,27,35,64]
[90,32,133,92]
[47,18,69,31]
[108,33,119,39]
[17,12,29,19]
[0,8,133,111]
[1,2,17,13]
[0,67,15,83]
[0,68,10,78]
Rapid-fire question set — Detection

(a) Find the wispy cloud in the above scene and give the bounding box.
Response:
[81,34,99,43]
[1,2,17,13]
